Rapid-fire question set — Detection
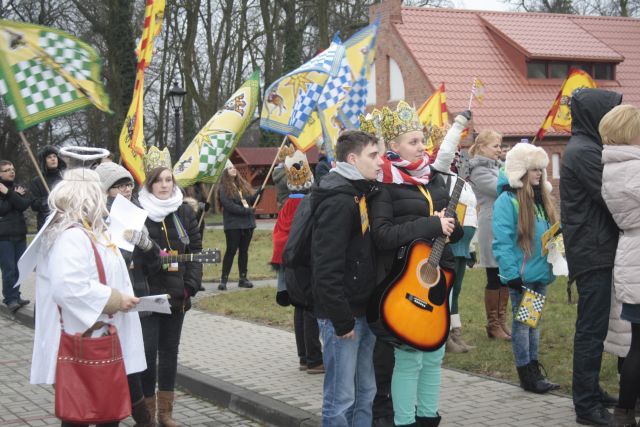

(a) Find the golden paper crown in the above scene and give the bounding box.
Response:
[284,149,314,190]
[359,109,383,138]
[143,146,172,173]
[429,122,451,148]
[378,101,423,142]
[278,144,295,162]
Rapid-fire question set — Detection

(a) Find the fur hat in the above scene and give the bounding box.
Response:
[505,142,552,192]
[95,162,134,193]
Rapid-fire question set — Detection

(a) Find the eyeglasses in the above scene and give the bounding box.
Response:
[0,168,15,173]
[112,182,134,191]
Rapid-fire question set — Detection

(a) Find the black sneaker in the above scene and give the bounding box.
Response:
[576,406,612,426]
[238,278,254,288]
[18,298,30,307]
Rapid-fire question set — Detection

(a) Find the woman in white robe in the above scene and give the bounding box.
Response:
[29,168,145,426]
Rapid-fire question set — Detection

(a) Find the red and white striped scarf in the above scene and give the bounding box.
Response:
[378,151,432,185]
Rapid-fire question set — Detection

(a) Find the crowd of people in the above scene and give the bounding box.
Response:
[1,87,639,427]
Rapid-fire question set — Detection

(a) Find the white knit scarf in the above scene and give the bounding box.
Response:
[138,186,183,222]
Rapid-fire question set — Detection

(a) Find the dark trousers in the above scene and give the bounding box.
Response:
[485,267,500,290]
[0,239,25,305]
[451,257,467,315]
[572,269,612,415]
[293,307,322,368]
[140,311,185,396]
[127,372,144,404]
[372,340,395,420]
[222,228,254,278]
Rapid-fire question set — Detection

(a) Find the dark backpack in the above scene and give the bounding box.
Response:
[282,195,314,308]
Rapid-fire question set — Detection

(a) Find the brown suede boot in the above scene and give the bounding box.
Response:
[485,289,511,340]
[132,397,156,427]
[451,327,475,351]
[497,288,512,338]
[157,391,179,427]
[144,395,156,423]
[445,331,468,353]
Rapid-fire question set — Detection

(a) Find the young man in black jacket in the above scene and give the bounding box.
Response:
[0,160,31,312]
[312,130,382,427]
[560,88,622,426]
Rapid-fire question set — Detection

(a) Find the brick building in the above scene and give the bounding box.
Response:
[367,0,640,195]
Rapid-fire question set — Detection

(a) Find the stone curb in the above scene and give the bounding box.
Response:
[0,304,320,427]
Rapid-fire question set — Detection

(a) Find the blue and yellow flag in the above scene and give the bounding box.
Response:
[0,19,110,131]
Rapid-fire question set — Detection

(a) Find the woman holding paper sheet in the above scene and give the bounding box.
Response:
[491,142,558,395]
[137,166,202,426]
[30,168,146,426]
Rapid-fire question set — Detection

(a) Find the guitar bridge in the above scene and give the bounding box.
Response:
[406,293,433,312]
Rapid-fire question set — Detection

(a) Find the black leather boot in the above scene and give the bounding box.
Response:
[238,274,254,288]
[416,414,441,426]
[218,276,228,291]
[530,360,560,391]
[516,363,553,394]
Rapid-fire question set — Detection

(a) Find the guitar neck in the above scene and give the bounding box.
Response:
[427,177,465,267]
[162,254,198,263]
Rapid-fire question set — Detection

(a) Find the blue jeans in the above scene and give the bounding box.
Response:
[509,282,547,367]
[0,239,25,305]
[318,316,376,427]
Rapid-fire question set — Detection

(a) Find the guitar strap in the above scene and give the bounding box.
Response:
[417,185,434,216]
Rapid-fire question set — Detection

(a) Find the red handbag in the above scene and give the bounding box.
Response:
[54,235,131,424]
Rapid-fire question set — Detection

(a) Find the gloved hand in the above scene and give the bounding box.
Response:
[123,226,153,252]
[460,110,472,121]
[506,277,524,293]
[454,110,472,126]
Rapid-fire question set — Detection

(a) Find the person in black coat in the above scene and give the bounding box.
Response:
[311,130,383,426]
[217,161,262,290]
[29,145,66,230]
[0,160,31,312]
[137,166,202,426]
[560,88,623,426]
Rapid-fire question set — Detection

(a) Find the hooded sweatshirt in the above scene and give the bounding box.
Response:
[559,88,622,282]
[29,145,67,230]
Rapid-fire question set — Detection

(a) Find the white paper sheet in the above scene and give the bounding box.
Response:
[15,213,56,288]
[108,194,148,251]
[131,294,172,314]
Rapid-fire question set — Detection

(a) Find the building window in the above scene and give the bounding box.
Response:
[552,153,560,179]
[367,64,376,106]
[594,63,614,80]
[527,62,546,79]
[388,57,405,101]
[549,62,569,79]
[527,60,615,80]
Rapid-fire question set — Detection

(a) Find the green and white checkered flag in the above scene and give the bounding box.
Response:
[0,19,110,131]
[198,132,235,181]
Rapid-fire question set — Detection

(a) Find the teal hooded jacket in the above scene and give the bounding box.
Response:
[492,170,555,286]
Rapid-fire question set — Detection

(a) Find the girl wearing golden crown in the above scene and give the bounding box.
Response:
[137,148,203,426]
[363,101,470,427]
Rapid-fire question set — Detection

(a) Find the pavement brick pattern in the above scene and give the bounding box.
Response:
[0,315,262,427]
[10,273,584,426]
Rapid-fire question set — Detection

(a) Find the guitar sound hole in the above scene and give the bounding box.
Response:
[418,261,440,288]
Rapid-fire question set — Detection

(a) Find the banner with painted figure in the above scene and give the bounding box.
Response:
[0,19,110,131]
[260,37,344,137]
[173,69,260,187]
[418,83,449,153]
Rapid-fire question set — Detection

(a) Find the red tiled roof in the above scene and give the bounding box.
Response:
[233,147,319,166]
[392,7,640,137]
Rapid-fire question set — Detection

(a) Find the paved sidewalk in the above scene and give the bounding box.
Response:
[6,274,584,426]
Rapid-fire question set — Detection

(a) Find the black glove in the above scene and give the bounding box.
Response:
[461,110,472,121]
[506,277,524,293]
[255,187,264,196]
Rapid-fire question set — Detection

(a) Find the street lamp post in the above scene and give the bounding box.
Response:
[167,80,186,159]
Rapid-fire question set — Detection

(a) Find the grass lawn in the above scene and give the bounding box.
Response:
[201,229,277,282]
[197,267,620,395]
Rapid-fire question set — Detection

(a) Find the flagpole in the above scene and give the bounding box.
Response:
[198,184,216,229]
[467,78,475,110]
[252,135,288,208]
[18,132,49,193]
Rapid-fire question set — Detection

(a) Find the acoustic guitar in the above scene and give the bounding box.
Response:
[159,248,221,264]
[375,177,465,351]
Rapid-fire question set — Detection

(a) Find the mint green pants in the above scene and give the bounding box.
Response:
[391,345,445,426]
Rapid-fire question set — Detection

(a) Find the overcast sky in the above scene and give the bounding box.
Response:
[454,0,511,11]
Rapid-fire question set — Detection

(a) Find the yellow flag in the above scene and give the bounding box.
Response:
[418,83,449,153]
[118,0,165,184]
[472,78,486,104]
[536,68,597,140]
[290,111,323,152]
